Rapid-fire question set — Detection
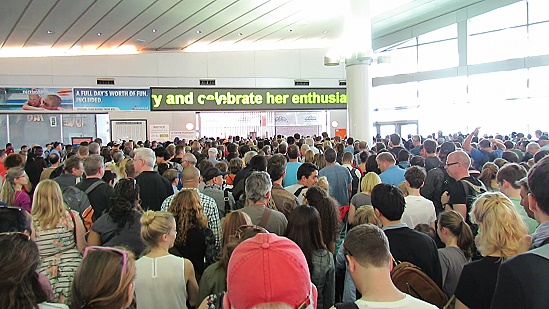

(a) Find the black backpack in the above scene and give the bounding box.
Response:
[460,179,487,235]
[348,167,360,203]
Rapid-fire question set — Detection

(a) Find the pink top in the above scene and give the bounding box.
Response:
[14,190,31,212]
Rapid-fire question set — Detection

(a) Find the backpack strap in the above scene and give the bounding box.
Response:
[334,302,359,309]
[258,206,272,228]
[460,179,486,194]
[529,244,549,260]
[84,180,105,195]
[293,186,307,198]
[223,188,231,215]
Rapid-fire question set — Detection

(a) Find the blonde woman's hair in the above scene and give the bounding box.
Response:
[0,167,25,206]
[317,176,329,192]
[140,211,174,250]
[168,190,207,246]
[471,192,528,259]
[31,180,67,229]
[71,248,136,309]
[353,205,382,227]
[304,150,315,163]
[360,172,381,194]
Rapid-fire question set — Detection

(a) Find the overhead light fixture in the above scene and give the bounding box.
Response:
[47,30,54,34]
[288,29,293,32]
[152,29,157,33]
[323,30,328,34]
[238,33,243,36]
[97,32,102,36]
[196,30,201,34]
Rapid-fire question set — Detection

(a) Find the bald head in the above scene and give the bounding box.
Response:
[446,150,471,180]
[181,166,200,187]
[449,151,471,167]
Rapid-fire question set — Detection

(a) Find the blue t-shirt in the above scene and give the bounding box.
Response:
[283,161,302,187]
[344,145,354,153]
[318,164,352,207]
[379,165,406,186]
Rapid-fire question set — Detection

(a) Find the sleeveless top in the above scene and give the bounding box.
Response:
[135,255,189,309]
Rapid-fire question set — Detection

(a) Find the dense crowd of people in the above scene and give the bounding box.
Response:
[1,128,549,309]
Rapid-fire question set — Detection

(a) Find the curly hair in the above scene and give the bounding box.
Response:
[107,179,139,230]
[168,189,207,246]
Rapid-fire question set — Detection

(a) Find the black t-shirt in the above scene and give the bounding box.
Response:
[448,176,483,224]
[455,256,502,309]
[491,248,549,309]
[425,156,442,172]
[384,226,443,287]
[170,227,215,280]
[75,178,114,221]
[135,171,173,211]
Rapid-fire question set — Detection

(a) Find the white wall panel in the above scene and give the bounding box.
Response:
[207,51,255,78]
[52,55,107,76]
[157,52,208,78]
[254,50,301,78]
[105,53,159,77]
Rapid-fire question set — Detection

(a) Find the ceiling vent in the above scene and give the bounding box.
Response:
[294,79,309,86]
[339,80,347,86]
[97,78,115,85]
[200,79,216,86]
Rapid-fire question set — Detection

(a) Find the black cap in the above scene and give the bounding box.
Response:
[203,167,228,182]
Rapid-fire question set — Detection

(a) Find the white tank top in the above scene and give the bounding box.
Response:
[135,254,188,309]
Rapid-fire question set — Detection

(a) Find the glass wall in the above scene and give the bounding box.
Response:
[371,0,549,136]
[1,114,99,148]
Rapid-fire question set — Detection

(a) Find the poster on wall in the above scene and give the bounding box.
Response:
[73,88,150,111]
[170,130,196,141]
[0,87,73,111]
[150,124,170,142]
[111,120,147,142]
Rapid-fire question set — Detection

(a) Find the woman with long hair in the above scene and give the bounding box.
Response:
[478,162,499,192]
[454,192,529,309]
[437,210,474,298]
[32,180,86,304]
[348,172,381,224]
[285,205,334,309]
[25,146,47,192]
[198,211,253,303]
[0,167,31,212]
[168,189,217,280]
[304,186,340,254]
[88,178,145,257]
[0,232,68,309]
[71,246,136,309]
[135,211,199,308]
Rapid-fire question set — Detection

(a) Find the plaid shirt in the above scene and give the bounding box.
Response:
[161,188,221,251]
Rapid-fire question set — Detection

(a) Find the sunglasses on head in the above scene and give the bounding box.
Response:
[0,231,31,241]
[83,246,128,278]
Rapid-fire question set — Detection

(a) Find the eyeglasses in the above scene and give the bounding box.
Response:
[445,162,459,167]
[235,224,268,239]
[343,245,353,257]
[83,246,128,278]
[0,231,31,241]
[121,178,137,189]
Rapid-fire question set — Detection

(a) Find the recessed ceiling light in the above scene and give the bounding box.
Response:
[238,33,243,36]
[323,30,328,34]
[47,30,54,34]
[136,39,146,43]
[152,29,157,33]
[288,29,293,32]
[196,30,201,34]
[97,32,102,36]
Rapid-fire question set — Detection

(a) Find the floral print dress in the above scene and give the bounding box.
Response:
[34,210,82,304]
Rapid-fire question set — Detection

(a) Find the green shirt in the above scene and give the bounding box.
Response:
[510,197,539,234]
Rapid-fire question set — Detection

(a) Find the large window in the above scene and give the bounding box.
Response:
[371,0,549,136]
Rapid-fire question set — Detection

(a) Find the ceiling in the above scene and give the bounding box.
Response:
[0,0,483,56]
